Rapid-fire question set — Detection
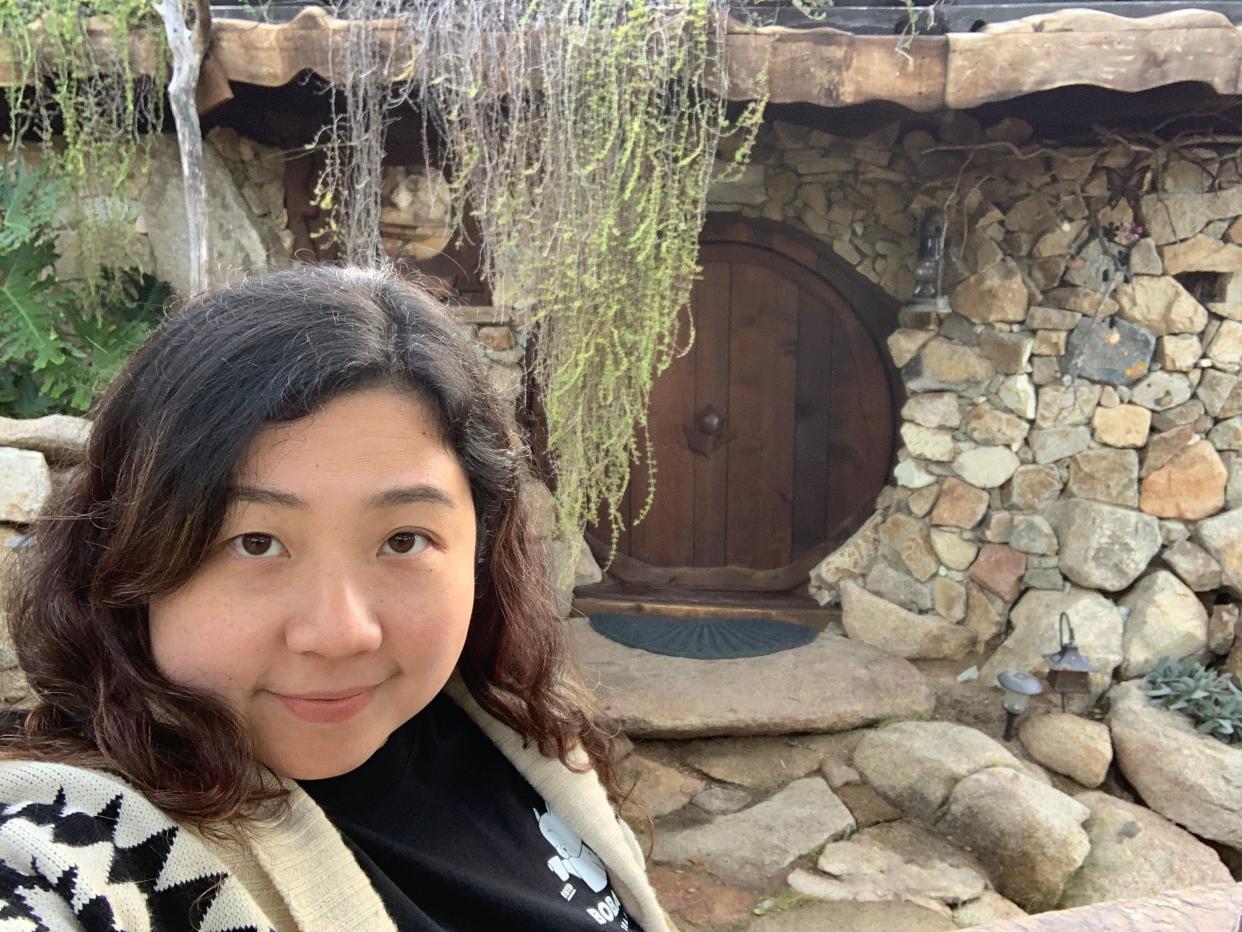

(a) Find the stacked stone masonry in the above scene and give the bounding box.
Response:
[773,114,1242,695]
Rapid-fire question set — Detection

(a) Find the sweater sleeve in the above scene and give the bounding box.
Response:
[0,761,277,932]
[616,816,647,870]
[0,795,127,931]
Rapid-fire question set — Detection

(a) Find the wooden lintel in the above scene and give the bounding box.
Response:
[2,7,1241,114]
[209,7,414,86]
[727,29,948,111]
[946,25,1242,109]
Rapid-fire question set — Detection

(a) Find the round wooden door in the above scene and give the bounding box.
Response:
[591,232,896,591]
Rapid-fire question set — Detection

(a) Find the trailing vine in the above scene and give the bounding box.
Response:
[321,0,766,564]
[0,0,168,293]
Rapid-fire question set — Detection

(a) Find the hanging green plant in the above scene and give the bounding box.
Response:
[321,0,766,567]
[0,0,168,293]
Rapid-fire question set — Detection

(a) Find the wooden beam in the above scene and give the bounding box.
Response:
[726,28,947,111]
[947,21,1242,109]
[3,6,1241,114]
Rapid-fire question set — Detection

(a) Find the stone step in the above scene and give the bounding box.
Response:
[568,618,933,738]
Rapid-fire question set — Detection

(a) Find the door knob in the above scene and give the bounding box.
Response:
[697,405,724,436]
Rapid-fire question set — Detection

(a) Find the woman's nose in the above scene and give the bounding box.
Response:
[284,567,384,658]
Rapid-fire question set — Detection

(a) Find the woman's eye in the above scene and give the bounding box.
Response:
[382,531,429,556]
[230,533,286,558]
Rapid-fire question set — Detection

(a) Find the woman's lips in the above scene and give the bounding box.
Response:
[273,688,374,724]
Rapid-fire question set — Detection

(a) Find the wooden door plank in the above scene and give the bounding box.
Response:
[629,308,698,566]
[726,260,799,568]
[826,305,894,547]
[792,285,834,559]
[692,259,732,566]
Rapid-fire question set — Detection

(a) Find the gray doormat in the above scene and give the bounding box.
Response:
[587,613,818,660]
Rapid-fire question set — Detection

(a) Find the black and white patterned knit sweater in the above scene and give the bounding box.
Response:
[0,683,670,932]
[0,761,395,931]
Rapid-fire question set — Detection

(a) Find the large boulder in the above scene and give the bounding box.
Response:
[1045,499,1161,591]
[878,514,939,582]
[787,820,989,909]
[951,257,1030,324]
[679,736,825,793]
[840,582,974,660]
[615,753,704,819]
[0,448,52,523]
[652,777,855,885]
[1162,539,1223,591]
[935,767,1090,912]
[930,478,990,529]
[140,135,288,296]
[1117,276,1209,334]
[745,899,957,931]
[0,415,90,463]
[1192,507,1242,597]
[1063,316,1155,385]
[1132,372,1194,411]
[569,620,934,737]
[1117,570,1209,678]
[979,587,1123,711]
[1108,680,1242,849]
[1092,403,1151,448]
[1138,189,1242,244]
[1064,448,1139,508]
[1017,713,1112,788]
[903,338,995,395]
[1035,384,1103,428]
[953,447,1021,489]
[1140,439,1227,520]
[808,513,881,607]
[968,543,1027,601]
[952,891,1029,927]
[852,721,1048,821]
[1058,790,1233,908]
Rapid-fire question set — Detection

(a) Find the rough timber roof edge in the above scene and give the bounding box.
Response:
[4,7,1240,112]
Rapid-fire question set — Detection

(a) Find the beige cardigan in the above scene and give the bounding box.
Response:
[0,684,669,932]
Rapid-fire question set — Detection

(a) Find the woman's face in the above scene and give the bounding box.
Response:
[148,387,479,779]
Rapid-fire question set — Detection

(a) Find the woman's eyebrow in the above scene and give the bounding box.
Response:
[226,484,458,509]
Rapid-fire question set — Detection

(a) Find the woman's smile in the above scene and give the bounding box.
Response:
[273,687,376,724]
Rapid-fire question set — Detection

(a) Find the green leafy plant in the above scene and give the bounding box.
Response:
[0,0,168,294]
[0,158,169,417]
[1142,656,1242,747]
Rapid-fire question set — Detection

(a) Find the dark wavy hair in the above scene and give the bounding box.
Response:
[2,265,620,829]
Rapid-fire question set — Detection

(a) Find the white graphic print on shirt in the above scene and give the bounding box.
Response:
[535,806,608,892]
[535,805,632,928]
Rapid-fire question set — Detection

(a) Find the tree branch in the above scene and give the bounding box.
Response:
[153,0,212,295]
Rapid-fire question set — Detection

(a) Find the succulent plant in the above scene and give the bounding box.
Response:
[1142,657,1242,747]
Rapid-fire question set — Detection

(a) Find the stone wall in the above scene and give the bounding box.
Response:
[739,113,1242,696]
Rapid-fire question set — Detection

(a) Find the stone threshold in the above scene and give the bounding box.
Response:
[568,618,933,739]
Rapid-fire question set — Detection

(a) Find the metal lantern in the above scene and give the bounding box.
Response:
[907,207,949,312]
[997,670,1043,741]
[1044,612,1094,712]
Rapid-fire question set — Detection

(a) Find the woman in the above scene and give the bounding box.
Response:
[0,266,667,931]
